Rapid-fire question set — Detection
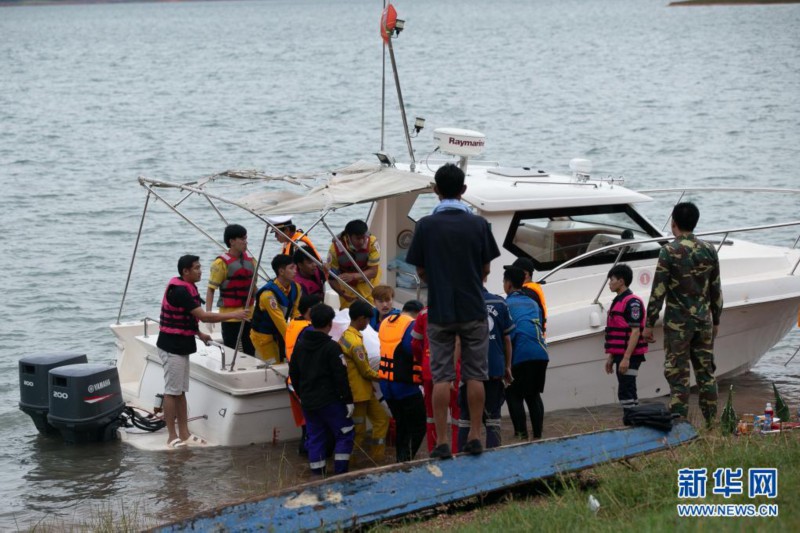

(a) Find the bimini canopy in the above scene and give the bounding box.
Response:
[235,161,432,216]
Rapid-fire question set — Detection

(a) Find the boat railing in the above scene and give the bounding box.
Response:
[638,187,800,242]
[536,218,800,307]
[141,316,160,338]
[387,264,422,301]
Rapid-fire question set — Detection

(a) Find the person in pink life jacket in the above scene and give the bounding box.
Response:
[158,255,247,448]
[604,263,648,409]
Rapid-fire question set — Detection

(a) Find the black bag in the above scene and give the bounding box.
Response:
[623,403,674,432]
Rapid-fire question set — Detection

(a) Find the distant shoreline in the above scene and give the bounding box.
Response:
[670,0,800,5]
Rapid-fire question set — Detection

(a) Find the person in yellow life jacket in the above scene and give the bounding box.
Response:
[378,302,425,462]
[250,254,302,363]
[284,293,324,456]
[270,215,322,262]
[504,257,547,334]
[327,219,381,309]
[339,300,390,463]
[206,224,257,355]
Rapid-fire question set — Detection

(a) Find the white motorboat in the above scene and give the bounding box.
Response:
[113,4,800,448]
[113,152,800,448]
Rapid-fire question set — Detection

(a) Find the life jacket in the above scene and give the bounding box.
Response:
[522,281,548,333]
[159,277,201,336]
[282,230,321,261]
[295,267,325,296]
[605,293,648,356]
[378,314,421,384]
[285,319,311,360]
[251,280,300,336]
[217,251,255,308]
[333,235,371,273]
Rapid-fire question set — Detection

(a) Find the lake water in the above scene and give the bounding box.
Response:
[1,0,800,528]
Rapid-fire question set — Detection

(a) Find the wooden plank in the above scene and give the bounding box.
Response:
[156,422,697,532]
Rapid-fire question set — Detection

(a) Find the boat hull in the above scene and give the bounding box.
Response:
[544,296,800,411]
[112,322,301,447]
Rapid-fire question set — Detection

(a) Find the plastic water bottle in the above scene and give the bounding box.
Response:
[764,402,773,429]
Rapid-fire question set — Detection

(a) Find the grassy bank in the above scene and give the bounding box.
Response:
[389,430,799,532]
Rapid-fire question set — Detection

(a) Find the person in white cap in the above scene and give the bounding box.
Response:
[270,215,321,262]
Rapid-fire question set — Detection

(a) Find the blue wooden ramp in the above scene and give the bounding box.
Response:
[158,422,697,532]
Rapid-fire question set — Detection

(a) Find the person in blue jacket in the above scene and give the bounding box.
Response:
[503,266,549,440]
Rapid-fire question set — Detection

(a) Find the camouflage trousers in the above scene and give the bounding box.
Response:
[663,323,718,423]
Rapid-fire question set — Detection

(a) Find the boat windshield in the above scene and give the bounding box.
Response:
[503,204,663,271]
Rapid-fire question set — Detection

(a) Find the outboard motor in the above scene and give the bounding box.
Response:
[19,353,88,435]
[47,363,125,444]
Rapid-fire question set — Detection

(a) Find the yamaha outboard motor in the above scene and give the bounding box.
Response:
[47,363,125,444]
[19,353,88,434]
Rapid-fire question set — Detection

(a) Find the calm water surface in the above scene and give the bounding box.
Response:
[1,0,800,528]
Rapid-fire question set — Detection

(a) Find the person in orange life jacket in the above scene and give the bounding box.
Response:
[326,219,381,309]
[284,294,324,456]
[379,302,426,462]
[458,281,515,451]
[338,300,391,462]
[293,246,326,298]
[270,215,322,262]
[604,264,648,409]
[504,257,547,334]
[405,163,501,459]
[369,284,400,332]
[288,304,355,475]
[157,255,247,448]
[250,254,302,363]
[205,224,256,355]
[503,266,549,440]
[410,304,461,454]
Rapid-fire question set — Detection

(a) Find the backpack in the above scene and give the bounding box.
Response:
[623,403,674,432]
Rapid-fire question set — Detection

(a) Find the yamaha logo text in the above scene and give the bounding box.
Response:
[87,379,111,393]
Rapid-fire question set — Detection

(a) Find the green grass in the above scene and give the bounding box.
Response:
[388,431,800,532]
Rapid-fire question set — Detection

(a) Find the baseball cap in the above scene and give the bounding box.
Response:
[503,257,535,276]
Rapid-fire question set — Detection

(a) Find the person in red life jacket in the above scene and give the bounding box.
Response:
[288,304,355,475]
[250,254,302,363]
[270,215,322,262]
[157,255,247,448]
[205,224,257,355]
[293,246,326,298]
[326,219,381,309]
[457,281,515,451]
[504,266,549,441]
[504,257,547,334]
[410,305,461,454]
[369,284,400,332]
[378,302,426,462]
[604,264,648,409]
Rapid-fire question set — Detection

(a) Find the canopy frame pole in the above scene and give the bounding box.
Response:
[117,190,151,324]
[229,223,271,372]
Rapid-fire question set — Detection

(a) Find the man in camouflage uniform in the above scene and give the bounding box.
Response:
[643,202,723,426]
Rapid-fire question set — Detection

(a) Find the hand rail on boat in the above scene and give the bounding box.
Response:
[536,219,800,299]
[141,316,159,338]
[638,187,800,249]
[387,265,422,301]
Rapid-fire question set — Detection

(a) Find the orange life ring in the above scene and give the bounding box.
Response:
[380,4,397,43]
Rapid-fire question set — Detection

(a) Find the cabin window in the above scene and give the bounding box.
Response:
[504,205,663,271]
